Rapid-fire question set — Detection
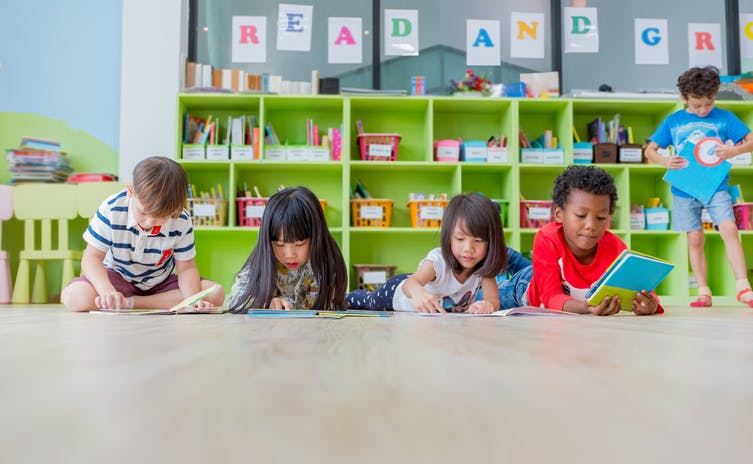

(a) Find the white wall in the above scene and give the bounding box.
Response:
[119,0,189,182]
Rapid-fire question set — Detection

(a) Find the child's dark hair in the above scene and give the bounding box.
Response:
[132,156,188,217]
[229,186,347,312]
[552,165,618,214]
[440,193,506,278]
[677,66,720,99]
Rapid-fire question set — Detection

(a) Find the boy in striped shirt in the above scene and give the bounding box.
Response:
[62,157,224,311]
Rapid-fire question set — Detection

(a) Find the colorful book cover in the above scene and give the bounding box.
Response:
[663,138,731,203]
[586,250,674,311]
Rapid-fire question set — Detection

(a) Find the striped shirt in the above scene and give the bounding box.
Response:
[83,189,196,291]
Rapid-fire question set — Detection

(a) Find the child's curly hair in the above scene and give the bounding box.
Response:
[552,165,618,214]
[677,66,720,99]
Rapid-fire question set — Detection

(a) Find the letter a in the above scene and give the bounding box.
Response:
[335,26,356,45]
[472,28,494,47]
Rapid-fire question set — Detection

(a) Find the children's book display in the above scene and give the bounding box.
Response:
[91,285,224,315]
[663,138,731,203]
[585,250,674,311]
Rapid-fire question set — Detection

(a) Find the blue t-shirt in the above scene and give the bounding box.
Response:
[649,107,750,198]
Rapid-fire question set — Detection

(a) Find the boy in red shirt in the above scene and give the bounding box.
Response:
[498,165,662,315]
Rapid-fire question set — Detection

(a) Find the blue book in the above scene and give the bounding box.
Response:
[663,138,731,203]
[585,250,674,311]
[246,310,319,318]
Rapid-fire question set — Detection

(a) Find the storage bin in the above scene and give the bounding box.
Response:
[186,197,228,227]
[351,199,393,227]
[461,141,487,162]
[520,200,553,228]
[573,142,593,164]
[645,207,670,230]
[353,264,397,291]
[593,143,618,163]
[434,140,460,162]
[357,133,401,161]
[734,203,753,230]
[237,197,327,227]
[407,199,448,228]
[618,144,643,163]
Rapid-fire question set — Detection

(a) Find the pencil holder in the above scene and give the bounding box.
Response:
[351,199,393,227]
[353,264,397,291]
[186,198,228,227]
[236,197,269,227]
[520,200,552,228]
[357,133,401,161]
[408,199,448,228]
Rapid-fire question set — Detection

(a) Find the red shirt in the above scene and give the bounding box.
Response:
[526,222,663,313]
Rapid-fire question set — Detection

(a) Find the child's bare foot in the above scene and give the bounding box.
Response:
[737,288,753,308]
[690,294,712,308]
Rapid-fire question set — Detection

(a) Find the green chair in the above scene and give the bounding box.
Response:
[77,181,126,220]
[11,184,82,304]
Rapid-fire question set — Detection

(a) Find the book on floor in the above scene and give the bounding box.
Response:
[246,309,392,318]
[586,249,674,311]
[91,285,224,315]
[414,306,578,317]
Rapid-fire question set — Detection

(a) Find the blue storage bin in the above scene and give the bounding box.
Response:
[645,207,670,230]
[461,140,487,162]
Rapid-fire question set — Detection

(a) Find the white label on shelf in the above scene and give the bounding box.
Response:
[182,146,205,160]
[630,213,645,230]
[521,150,544,163]
[360,206,384,219]
[265,147,286,160]
[464,146,487,161]
[193,204,216,217]
[543,149,564,164]
[436,145,459,160]
[362,271,388,284]
[206,146,229,160]
[245,205,265,218]
[487,147,509,162]
[573,147,592,162]
[368,144,392,158]
[309,147,330,161]
[528,207,551,220]
[646,211,669,224]
[231,146,254,160]
[729,152,752,165]
[701,208,712,223]
[286,147,309,161]
[419,206,444,219]
[619,148,642,163]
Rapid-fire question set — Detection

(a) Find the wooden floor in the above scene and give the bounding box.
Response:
[1,305,752,463]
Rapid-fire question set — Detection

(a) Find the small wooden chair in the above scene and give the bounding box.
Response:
[0,185,13,303]
[77,181,126,220]
[11,184,82,304]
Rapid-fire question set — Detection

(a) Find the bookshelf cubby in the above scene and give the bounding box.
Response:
[176,94,753,306]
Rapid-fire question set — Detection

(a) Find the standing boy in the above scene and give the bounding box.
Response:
[62,156,224,311]
[645,66,753,307]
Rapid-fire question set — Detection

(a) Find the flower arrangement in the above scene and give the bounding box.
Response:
[449,69,492,96]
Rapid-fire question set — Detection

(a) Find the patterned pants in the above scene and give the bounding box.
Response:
[345,273,410,310]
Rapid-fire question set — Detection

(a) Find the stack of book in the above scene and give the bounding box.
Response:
[6,137,72,184]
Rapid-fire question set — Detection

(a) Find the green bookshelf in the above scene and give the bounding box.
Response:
[175,94,753,306]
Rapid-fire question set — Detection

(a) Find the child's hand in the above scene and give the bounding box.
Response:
[412,288,446,313]
[270,297,293,310]
[467,300,495,314]
[96,291,130,310]
[632,290,659,315]
[587,295,621,316]
[714,144,736,160]
[192,299,215,310]
[663,155,688,170]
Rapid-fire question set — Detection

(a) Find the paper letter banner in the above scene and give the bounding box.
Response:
[233,16,267,63]
[563,7,598,53]
[511,12,545,59]
[688,23,722,69]
[276,3,313,51]
[740,14,753,59]
[467,20,500,66]
[329,17,362,64]
[385,9,419,56]
[635,18,668,65]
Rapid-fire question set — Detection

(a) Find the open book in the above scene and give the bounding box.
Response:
[585,249,674,311]
[91,285,225,315]
[246,309,392,318]
[663,138,731,203]
[414,306,578,317]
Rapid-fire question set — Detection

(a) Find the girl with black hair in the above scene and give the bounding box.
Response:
[228,187,347,312]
